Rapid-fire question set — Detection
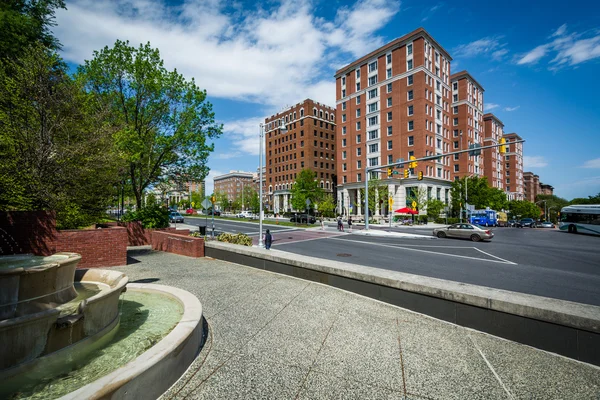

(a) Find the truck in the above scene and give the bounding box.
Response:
[469,209,498,227]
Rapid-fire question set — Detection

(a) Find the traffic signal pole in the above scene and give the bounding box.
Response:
[363,139,524,231]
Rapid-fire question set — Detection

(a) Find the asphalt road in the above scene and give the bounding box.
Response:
[181,217,600,306]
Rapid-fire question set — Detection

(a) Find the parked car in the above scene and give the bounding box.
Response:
[433,223,494,242]
[536,221,555,228]
[507,220,523,228]
[169,211,184,223]
[290,214,316,224]
[237,211,256,219]
[206,209,221,216]
[185,208,195,214]
[520,218,536,228]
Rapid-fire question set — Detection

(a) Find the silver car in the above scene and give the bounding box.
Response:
[433,223,494,242]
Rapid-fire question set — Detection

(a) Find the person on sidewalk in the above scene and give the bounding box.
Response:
[337,216,344,231]
[320,215,324,230]
[265,229,272,250]
[348,216,352,232]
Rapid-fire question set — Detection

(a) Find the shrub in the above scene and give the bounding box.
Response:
[121,203,169,228]
[418,215,428,224]
[56,202,99,229]
[216,232,252,246]
[435,217,459,224]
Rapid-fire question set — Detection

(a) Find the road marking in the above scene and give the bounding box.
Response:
[326,237,517,265]
[473,247,517,265]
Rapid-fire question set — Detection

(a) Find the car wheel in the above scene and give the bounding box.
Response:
[568,225,577,234]
[470,234,481,242]
[436,231,446,238]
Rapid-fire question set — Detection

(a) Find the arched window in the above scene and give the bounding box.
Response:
[300,108,304,117]
[319,109,323,118]
[269,185,273,193]
[313,108,317,116]
[326,182,330,189]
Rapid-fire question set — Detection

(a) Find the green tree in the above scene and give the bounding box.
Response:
[426,198,445,220]
[450,176,507,217]
[290,169,323,212]
[406,186,427,212]
[213,190,229,211]
[0,0,66,61]
[0,45,118,227]
[507,200,541,219]
[569,193,600,205]
[317,194,336,217]
[78,40,222,209]
[355,179,388,217]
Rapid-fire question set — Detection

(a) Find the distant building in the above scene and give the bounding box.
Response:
[214,171,254,210]
[264,99,337,214]
[450,71,485,180]
[503,133,524,200]
[523,172,553,202]
[483,113,505,191]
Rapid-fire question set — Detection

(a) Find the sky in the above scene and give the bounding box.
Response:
[53,0,600,200]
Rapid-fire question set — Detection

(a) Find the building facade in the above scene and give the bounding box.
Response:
[264,99,337,214]
[335,27,454,218]
[213,171,255,210]
[523,172,553,202]
[483,113,504,191]
[450,71,485,180]
[503,133,524,200]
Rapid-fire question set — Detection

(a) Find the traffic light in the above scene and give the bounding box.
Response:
[403,169,409,178]
[387,167,392,178]
[418,171,423,180]
[409,155,417,169]
[499,138,506,154]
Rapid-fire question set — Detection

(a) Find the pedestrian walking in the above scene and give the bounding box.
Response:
[348,216,352,232]
[320,216,324,230]
[265,229,272,250]
[337,216,344,232]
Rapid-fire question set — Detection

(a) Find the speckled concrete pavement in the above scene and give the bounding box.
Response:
[118,248,600,400]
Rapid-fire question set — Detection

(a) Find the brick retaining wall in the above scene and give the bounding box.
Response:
[55,227,128,268]
[151,230,202,258]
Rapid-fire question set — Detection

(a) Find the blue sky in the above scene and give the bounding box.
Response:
[53,0,600,200]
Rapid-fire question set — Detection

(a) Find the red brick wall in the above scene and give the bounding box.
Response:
[151,231,204,258]
[55,227,128,268]
[0,211,57,255]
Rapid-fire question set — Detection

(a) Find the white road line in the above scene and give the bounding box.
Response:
[473,248,517,265]
[327,237,517,265]
[469,334,516,399]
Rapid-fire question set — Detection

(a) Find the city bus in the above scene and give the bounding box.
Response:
[559,205,600,235]
[469,209,498,227]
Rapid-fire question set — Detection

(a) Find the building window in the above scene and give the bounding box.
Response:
[408,105,413,116]
[342,163,347,171]
[342,89,346,97]
[356,109,361,117]
[453,94,458,102]
[368,102,378,113]
[357,148,362,156]
[453,141,459,149]
[369,143,379,153]
[407,59,413,70]
[454,153,459,160]
[453,118,458,126]
[342,126,346,134]
[408,75,413,85]
[408,121,414,131]
[356,121,361,130]
[356,95,361,104]
[407,43,413,55]
[356,82,360,91]
[386,53,392,64]
[342,114,346,122]
[454,164,459,172]
[368,88,378,99]
[388,154,393,164]
[408,90,413,101]
[342,102,346,111]
[453,106,458,114]
[357,160,362,168]
[386,68,392,79]
[369,157,379,167]
[356,69,360,78]
[408,136,414,146]
[453,82,458,90]
[341,76,346,85]
[387,83,392,93]
[342,138,346,147]
[368,116,378,126]
[342,151,347,159]
[387,112,392,122]
[387,126,392,136]
[356,135,361,143]
[368,129,379,139]
[357,173,362,182]
[368,75,377,86]
[387,140,392,150]
[368,61,377,72]
[387,97,392,107]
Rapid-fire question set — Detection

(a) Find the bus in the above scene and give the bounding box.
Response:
[469,209,497,227]
[559,205,600,235]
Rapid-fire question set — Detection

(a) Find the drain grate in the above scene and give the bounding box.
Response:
[336,253,352,257]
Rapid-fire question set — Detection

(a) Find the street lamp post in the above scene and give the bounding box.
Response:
[258,123,265,248]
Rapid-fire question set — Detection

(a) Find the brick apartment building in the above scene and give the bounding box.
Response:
[450,71,485,180]
[334,27,454,218]
[503,133,524,200]
[264,99,336,214]
[213,171,255,211]
[483,113,505,191]
[523,172,553,202]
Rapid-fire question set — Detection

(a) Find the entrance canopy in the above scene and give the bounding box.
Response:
[394,207,418,215]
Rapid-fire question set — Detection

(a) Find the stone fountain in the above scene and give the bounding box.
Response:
[0,252,203,399]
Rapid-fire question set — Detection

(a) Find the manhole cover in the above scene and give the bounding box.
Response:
[288,237,294,239]
[337,253,352,257]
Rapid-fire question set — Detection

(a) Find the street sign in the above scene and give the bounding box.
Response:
[305,198,311,207]
[388,197,393,206]
[201,199,211,209]
[412,201,417,208]
[210,196,216,203]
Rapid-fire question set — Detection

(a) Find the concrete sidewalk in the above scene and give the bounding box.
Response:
[118,248,600,400]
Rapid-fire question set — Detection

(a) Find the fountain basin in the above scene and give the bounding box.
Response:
[0,252,81,319]
[0,267,127,372]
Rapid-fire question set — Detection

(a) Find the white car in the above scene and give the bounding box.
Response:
[237,211,255,219]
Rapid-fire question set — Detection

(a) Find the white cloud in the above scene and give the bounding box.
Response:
[484,103,499,111]
[453,35,508,60]
[421,2,443,22]
[504,106,520,112]
[582,158,600,168]
[517,24,600,69]
[523,156,548,168]
[53,0,399,109]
